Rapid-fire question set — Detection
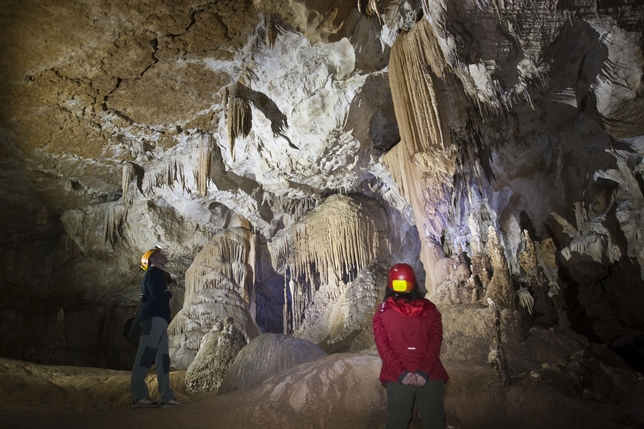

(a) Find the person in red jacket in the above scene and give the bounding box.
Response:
[373,263,449,429]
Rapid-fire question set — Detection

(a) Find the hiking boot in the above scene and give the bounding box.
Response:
[160,399,183,407]
[132,397,160,408]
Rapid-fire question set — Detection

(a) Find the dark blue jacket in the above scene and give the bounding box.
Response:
[139,267,172,324]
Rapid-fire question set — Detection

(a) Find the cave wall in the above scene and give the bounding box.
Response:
[0,0,642,371]
[385,0,644,366]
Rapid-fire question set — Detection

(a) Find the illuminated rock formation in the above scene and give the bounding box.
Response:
[169,226,261,370]
[185,317,248,392]
[218,332,326,394]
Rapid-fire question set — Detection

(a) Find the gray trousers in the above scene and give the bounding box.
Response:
[131,316,175,402]
[386,379,445,429]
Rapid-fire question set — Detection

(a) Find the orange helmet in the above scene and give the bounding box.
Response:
[140,246,162,271]
[387,263,417,293]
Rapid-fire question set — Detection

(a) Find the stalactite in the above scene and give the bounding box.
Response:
[384,18,460,241]
[143,156,191,196]
[357,0,385,24]
[261,14,283,49]
[553,202,622,265]
[103,203,127,247]
[263,193,320,223]
[227,82,252,161]
[389,18,453,158]
[121,163,134,199]
[197,134,213,196]
[270,194,390,332]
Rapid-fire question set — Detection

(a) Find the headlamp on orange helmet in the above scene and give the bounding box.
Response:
[140,245,162,271]
[387,263,417,293]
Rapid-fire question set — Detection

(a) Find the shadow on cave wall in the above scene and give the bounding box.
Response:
[558,247,644,372]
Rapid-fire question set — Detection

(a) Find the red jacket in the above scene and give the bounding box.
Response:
[373,296,449,385]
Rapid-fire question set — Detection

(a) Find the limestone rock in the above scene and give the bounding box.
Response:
[483,227,517,311]
[185,317,248,393]
[218,332,326,394]
[169,227,261,369]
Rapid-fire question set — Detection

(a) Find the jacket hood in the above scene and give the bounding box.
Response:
[386,296,433,317]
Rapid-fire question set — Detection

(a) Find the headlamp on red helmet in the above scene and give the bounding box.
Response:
[387,263,417,293]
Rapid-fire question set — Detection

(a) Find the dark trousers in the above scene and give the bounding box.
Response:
[131,316,175,402]
[386,379,445,429]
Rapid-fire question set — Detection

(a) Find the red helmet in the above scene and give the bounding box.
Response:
[387,263,417,293]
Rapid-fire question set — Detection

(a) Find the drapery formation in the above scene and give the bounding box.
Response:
[269,194,391,333]
[384,18,458,241]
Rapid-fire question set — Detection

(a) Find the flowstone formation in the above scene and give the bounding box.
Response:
[169,226,261,370]
[218,332,327,394]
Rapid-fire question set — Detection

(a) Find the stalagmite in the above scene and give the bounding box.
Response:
[468,209,492,288]
[44,308,66,365]
[168,227,261,369]
[518,230,557,321]
[487,298,511,391]
[483,226,516,310]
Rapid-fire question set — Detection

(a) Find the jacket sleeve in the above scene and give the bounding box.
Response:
[418,305,443,380]
[373,307,408,381]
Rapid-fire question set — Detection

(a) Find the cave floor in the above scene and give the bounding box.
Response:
[1,356,643,429]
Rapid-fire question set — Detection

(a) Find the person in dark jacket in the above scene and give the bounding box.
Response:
[373,263,449,429]
[131,246,182,408]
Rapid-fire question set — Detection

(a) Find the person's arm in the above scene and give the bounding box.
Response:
[418,305,443,380]
[373,308,408,382]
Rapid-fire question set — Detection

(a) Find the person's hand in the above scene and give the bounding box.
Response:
[401,372,417,386]
[412,373,426,387]
[402,372,426,387]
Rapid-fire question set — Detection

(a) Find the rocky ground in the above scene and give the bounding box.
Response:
[2,348,643,429]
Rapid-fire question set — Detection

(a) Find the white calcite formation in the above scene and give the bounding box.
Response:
[218,332,327,394]
[184,317,248,392]
[169,226,261,369]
